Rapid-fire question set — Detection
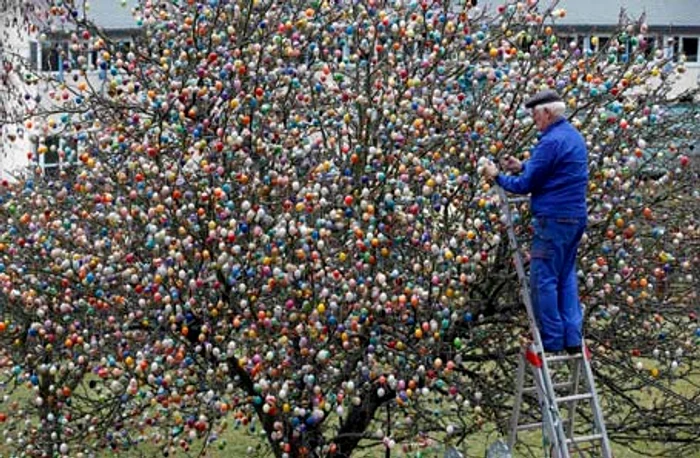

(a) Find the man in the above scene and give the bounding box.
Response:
[482,89,588,354]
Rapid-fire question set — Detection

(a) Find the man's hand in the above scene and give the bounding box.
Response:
[500,154,522,174]
[479,160,499,180]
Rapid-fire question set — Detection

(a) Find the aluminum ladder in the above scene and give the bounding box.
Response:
[496,186,612,458]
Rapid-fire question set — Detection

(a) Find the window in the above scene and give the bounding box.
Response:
[115,40,132,56]
[681,37,699,63]
[86,39,132,69]
[35,136,79,179]
[29,42,38,71]
[597,36,610,52]
[451,0,477,8]
[90,50,99,70]
[40,42,69,72]
[641,37,657,59]
[559,35,584,50]
[29,37,137,74]
[43,138,61,179]
[617,35,648,63]
[585,35,610,53]
[664,36,699,63]
[31,40,98,72]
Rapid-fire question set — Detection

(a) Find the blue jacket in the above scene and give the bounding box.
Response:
[496,118,588,218]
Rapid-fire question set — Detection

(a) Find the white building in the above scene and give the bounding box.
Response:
[554,0,700,96]
[0,0,139,180]
[2,0,699,179]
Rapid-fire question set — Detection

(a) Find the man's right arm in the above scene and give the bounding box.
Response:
[495,138,556,195]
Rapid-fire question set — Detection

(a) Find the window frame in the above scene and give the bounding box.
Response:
[29,37,135,73]
[34,135,80,178]
[680,36,699,65]
[583,34,612,53]
[664,36,700,65]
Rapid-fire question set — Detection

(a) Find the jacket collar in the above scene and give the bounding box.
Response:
[541,116,566,137]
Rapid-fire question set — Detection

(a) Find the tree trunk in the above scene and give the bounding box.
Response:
[332,385,396,457]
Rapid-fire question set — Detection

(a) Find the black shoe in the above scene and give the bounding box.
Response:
[565,346,582,355]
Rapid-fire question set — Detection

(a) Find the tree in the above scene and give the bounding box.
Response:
[1,0,699,457]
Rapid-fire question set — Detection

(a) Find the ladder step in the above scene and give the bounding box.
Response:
[556,393,593,403]
[523,381,573,394]
[516,422,543,431]
[545,353,583,363]
[566,433,604,445]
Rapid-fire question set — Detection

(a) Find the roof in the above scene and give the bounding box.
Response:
[45,1,700,31]
[552,0,700,27]
[82,0,139,30]
[45,0,139,32]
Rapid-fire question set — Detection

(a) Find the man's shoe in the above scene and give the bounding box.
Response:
[565,346,582,355]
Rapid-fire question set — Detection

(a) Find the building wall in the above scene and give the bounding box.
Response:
[1,16,37,180]
[554,0,700,28]
[1,0,137,180]
[553,0,700,96]
[1,28,138,180]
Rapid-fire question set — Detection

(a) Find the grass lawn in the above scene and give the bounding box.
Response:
[99,396,700,458]
[99,425,700,458]
[2,364,698,458]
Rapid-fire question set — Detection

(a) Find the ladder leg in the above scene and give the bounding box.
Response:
[508,354,527,451]
[565,359,582,439]
[531,364,570,458]
[536,353,572,458]
[580,348,613,458]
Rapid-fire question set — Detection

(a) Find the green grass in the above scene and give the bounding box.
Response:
[2,371,699,458]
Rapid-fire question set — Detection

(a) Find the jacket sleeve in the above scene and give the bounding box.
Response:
[496,137,556,195]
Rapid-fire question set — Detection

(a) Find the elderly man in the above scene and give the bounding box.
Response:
[482,90,589,354]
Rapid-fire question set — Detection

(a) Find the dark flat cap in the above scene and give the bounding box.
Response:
[524,89,562,109]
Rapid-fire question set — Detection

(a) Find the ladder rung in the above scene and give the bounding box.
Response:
[523,381,573,394]
[566,433,604,444]
[545,353,583,363]
[508,197,529,203]
[516,421,543,431]
[556,393,593,403]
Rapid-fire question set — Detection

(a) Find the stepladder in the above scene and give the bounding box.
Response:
[496,186,612,458]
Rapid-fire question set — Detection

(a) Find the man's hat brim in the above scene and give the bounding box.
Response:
[524,90,562,109]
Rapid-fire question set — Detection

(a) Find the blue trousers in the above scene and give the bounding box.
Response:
[530,216,587,352]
